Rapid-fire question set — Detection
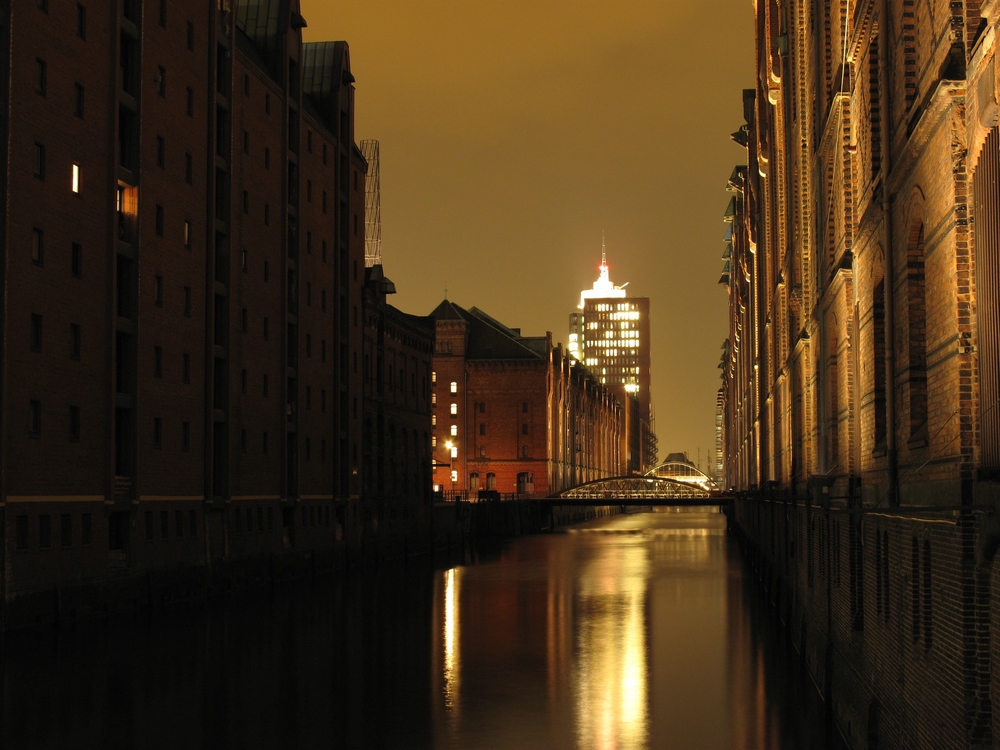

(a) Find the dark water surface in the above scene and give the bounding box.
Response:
[2,510,845,749]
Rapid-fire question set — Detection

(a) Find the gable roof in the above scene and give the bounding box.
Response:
[428,300,543,360]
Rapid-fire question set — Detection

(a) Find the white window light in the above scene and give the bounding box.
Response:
[450,424,457,436]
[450,403,457,415]
[71,163,80,193]
[451,446,458,459]
[450,470,458,482]
[450,381,458,394]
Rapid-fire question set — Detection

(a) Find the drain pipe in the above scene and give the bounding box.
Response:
[879,0,899,505]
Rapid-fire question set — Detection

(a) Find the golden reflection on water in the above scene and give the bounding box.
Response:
[572,535,649,750]
[443,567,460,712]
[429,509,837,750]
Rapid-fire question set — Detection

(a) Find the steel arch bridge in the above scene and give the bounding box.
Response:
[546,475,728,507]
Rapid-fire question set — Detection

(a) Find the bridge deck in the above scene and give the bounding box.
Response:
[538,495,733,507]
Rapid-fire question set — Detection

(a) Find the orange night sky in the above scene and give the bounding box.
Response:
[304,1,754,468]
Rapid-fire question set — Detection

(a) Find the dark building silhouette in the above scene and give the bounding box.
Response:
[362,264,434,549]
[0,0,375,622]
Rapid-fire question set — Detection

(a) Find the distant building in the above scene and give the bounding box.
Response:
[568,244,656,470]
[430,300,623,497]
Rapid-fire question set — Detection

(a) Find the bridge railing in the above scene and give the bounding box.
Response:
[435,490,533,504]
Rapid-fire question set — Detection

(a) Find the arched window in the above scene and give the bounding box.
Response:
[486,473,496,491]
[882,531,890,624]
[903,0,917,109]
[516,472,534,495]
[872,271,887,450]
[922,539,933,651]
[907,218,928,442]
[469,473,480,491]
[827,321,839,470]
[911,537,921,641]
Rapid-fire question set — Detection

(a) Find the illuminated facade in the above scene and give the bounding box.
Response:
[569,248,655,471]
[721,2,1000,748]
[430,300,624,496]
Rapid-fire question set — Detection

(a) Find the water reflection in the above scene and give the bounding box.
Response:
[572,530,649,750]
[1,510,843,749]
[431,509,842,750]
[443,567,461,711]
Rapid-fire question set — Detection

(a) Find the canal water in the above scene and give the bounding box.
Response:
[1,509,845,749]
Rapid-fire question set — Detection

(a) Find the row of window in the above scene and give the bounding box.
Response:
[29,315,81,358]
[33,143,81,195]
[431,401,529,416]
[155,138,198,188]
[232,503,331,534]
[468,473,497,491]
[143,509,199,542]
[430,438,530,460]
[13,500,335,553]
[30,228,83,275]
[434,423,528,439]
[34,58,86,117]
[15,511,93,552]
[27,401,79,440]
[36,0,88,38]
[25,405,341,462]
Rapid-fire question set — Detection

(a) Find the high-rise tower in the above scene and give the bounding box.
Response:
[569,241,655,470]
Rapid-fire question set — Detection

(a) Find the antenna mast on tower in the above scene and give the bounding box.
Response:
[360,139,381,267]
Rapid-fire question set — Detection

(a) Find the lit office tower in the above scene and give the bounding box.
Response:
[569,244,655,469]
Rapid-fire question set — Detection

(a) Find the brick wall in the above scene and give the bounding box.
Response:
[733,494,996,749]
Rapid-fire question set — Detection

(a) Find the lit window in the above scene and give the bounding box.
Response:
[71,163,80,193]
[432,414,436,426]
[450,470,458,483]
[451,446,458,459]
[432,436,437,447]
[432,371,436,384]
[450,381,457,394]
[450,425,457,436]
[450,403,457,415]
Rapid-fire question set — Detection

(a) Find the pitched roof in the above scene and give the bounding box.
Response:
[429,299,466,322]
[428,300,543,360]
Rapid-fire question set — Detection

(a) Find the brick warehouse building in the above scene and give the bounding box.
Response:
[429,300,623,498]
[719,1,1000,747]
[0,0,393,626]
[362,264,434,554]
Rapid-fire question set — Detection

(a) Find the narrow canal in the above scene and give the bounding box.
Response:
[2,509,845,749]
